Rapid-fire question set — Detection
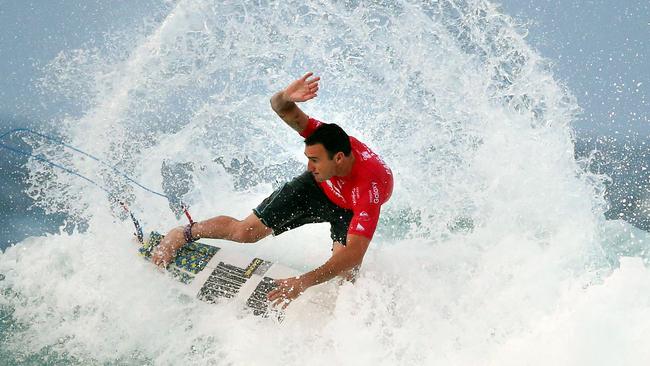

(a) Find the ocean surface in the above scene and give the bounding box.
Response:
[1,1,649,365]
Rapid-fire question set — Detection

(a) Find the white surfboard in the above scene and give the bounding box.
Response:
[139,232,336,320]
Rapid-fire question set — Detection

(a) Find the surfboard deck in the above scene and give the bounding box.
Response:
[139,232,335,320]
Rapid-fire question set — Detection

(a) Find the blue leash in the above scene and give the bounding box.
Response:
[0,128,169,199]
[0,140,113,195]
[0,128,196,243]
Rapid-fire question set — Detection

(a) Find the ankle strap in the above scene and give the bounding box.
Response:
[183,222,197,243]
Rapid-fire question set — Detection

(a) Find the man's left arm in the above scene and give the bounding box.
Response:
[267,234,371,308]
[268,178,389,308]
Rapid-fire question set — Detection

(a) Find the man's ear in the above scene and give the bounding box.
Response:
[334,151,344,163]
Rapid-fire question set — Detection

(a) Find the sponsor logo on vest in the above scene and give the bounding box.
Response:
[370,182,380,204]
[356,223,365,232]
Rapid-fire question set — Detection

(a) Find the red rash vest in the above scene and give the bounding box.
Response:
[300,117,393,240]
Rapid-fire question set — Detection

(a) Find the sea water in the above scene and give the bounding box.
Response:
[1,1,649,365]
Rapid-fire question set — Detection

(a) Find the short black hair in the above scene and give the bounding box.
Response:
[304,123,351,159]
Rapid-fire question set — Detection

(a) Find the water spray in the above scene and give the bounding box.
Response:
[0,128,195,243]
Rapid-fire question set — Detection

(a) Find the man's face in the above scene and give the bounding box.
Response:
[304,143,339,182]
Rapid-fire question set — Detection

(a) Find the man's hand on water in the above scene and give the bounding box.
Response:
[283,72,320,103]
[268,276,308,309]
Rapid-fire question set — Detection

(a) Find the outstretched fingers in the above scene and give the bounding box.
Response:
[307,76,320,87]
[283,72,320,102]
[267,278,303,309]
[301,72,320,86]
[303,74,320,100]
[267,286,283,302]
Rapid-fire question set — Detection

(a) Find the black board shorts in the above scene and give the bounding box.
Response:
[253,171,354,245]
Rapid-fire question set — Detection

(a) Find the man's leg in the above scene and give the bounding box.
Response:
[192,213,273,242]
[151,213,272,266]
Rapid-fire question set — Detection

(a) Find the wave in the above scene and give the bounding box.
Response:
[1,1,648,364]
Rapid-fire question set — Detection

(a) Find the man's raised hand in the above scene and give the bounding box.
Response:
[283,72,320,103]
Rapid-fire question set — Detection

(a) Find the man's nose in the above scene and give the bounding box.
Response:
[307,161,314,172]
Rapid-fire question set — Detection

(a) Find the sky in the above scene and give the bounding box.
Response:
[0,0,648,139]
[497,0,648,139]
[0,0,164,124]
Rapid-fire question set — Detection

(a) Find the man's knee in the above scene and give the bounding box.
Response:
[231,214,271,243]
[232,227,262,243]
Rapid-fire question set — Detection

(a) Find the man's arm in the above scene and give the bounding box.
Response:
[270,72,320,133]
[267,234,371,308]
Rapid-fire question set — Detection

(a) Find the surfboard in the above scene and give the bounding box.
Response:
[139,232,335,320]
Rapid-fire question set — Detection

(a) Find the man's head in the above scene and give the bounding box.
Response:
[304,124,352,182]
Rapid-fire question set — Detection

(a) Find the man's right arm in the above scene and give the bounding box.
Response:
[270,91,310,133]
[270,72,320,133]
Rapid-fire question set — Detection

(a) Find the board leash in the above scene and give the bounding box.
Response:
[0,128,195,243]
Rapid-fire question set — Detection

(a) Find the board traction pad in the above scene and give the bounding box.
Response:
[140,232,281,318]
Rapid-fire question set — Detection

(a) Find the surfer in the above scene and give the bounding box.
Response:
[152,72,393,308]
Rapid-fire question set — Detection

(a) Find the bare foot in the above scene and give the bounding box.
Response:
[151,226,185,267]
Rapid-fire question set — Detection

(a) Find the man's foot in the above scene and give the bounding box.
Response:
[151,226,186,266]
